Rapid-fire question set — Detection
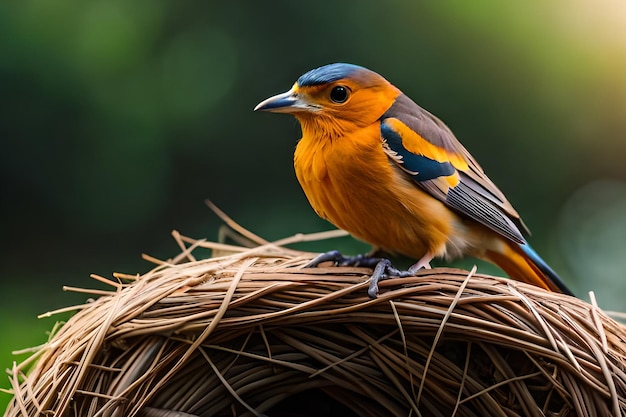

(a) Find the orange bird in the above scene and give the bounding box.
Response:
[255,63,572,297]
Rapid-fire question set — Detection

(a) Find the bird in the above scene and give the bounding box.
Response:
[255,63,572,297]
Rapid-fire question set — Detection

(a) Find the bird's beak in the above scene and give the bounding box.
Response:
[254,88,314,113]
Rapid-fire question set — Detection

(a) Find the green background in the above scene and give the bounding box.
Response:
[2,0,626,412]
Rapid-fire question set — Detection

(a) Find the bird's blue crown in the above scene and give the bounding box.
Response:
[297,63,365,87]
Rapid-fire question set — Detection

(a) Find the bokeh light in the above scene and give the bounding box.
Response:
[558,180,626,308]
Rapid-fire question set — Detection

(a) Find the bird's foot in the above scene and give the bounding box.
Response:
[367,259,425,298]
[304,250,383,269]
[305,250,430,298]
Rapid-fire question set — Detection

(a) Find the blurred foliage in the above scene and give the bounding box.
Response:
[2,0,626,411]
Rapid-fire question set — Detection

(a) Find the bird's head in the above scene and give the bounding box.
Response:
[255,63,401,138]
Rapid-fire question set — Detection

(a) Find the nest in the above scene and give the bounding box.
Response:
[4,223,626,417]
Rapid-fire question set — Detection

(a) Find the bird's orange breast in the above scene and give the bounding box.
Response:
[294,122,459,259]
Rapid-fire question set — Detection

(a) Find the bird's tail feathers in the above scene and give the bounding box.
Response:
[486,241,573,295]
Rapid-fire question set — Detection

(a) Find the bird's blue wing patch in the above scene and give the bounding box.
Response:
[381,121,456,182]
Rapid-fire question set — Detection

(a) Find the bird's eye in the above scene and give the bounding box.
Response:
[329,86,349,103]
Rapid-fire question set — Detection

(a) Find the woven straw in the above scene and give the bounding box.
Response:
[4,221,626,417]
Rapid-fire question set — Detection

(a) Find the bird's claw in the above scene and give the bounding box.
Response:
[304,250,382,269]
[305,251,421,298]
[367,259,417,298]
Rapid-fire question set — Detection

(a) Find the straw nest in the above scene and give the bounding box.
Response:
[5,224,626,417]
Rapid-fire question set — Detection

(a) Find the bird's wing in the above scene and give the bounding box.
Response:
[380,94,529,244]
